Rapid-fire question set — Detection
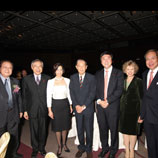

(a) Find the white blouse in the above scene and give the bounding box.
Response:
[46,77,72,107]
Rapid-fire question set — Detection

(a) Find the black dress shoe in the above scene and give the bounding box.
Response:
[39,150,47,156]
[12,153,23,158]
[98,150,109,157]
[108,153,116,158]
[63,144,70,152]
[75,150,85,158]
[57,145,62,157]
[31,150,38,157]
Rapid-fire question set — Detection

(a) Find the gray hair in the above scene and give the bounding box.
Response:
[31,59,44,67]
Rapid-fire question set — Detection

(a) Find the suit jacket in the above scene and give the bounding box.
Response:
[22,74,50,118]
[0,77,22,128]
[69,72,96,114]
[95,67,124,114]
[140,70,158,124]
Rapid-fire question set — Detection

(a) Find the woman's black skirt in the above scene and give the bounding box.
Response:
[51,98,71,132]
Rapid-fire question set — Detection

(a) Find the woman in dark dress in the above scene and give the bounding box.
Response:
[119,60,143,158]
[46,63,72,157]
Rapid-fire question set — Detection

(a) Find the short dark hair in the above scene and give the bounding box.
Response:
[53,63,65,75]
[76,59,87,66]
[144,49,158,59]
[0,60,14,68]
[100,51,113,59]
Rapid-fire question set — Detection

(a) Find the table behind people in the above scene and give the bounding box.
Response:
[68,112,138,151]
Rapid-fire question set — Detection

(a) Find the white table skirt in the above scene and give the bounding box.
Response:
[68,113,138,151]
[145,137,147,149]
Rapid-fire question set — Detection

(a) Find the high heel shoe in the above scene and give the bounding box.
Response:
[63,144,70,152]
[57,145,62,157]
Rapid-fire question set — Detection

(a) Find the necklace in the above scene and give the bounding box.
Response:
[55,77,63,81]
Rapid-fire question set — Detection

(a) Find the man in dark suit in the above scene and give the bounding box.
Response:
[22,59,50,158]
[0,60,23,158]
[95,51,124,158]
[139,49,158,158]
[69,59,96,158]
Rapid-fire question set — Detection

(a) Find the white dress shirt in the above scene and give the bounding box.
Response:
[34,74,41,81]
[147,67,158,88]
[79,73,85,82]
[97,66,113,104]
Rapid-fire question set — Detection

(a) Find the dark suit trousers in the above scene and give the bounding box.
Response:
[97,106,119,154]
[75,112,94,152]
[29,111,47,152]
[144,121,158,158]
[0,109,20,157]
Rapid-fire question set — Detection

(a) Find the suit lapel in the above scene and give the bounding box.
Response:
[10,78,14,93]
[148,71,158,90]
[100,69,104,96]
[0,77,8,98]
[76,74,81,89]
[144,70,148,90]
[125,76,135,92]
[108,68,116,95]
[31,74,38,86]
[81,73,88,88]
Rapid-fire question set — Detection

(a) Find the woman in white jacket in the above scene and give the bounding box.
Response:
[46,63,72,157]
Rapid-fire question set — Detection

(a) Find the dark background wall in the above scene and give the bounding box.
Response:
[1,41,158,78]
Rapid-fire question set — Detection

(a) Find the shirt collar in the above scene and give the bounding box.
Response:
[34,74,41,79]
[0,74,10,84]
[149,66,158,74]
[79,73,85,80]
[104,65,113,72]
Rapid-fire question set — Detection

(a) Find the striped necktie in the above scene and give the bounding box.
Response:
[80,76,83,88]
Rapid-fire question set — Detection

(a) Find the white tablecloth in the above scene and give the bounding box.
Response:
[145,137,147,149]
[68,113,138,151]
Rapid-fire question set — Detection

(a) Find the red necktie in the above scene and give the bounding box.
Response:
[148,71,153,89]
[104,70,108,100]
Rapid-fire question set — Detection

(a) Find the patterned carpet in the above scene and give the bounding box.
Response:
[19,120,148,158]
[17,142,147,158]
[18,143,43,158]
[17,143,124,158]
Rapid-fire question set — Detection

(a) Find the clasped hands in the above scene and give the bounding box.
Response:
[76,105,86,113]
[98,99,109,108]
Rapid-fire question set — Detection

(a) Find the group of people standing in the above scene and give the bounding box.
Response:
[0,49,158,158]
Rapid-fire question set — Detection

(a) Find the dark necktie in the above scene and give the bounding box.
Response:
[80,76,83,88]
[36,76,40,85]
[5,79,13,108]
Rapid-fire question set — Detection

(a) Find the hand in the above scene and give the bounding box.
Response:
[24,111,29,120]
[76,105,83,113]
[138,116,143,123]
[48,110,54,119]
[99,100,109,108]
[19,112,23,118]
[70,105,73,113]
